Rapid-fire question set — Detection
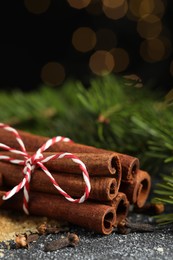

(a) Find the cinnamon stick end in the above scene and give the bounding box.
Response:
[135,170,151,208]
[102,208,116,235]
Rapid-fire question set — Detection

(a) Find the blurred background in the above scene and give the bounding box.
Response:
[0,0,173,92]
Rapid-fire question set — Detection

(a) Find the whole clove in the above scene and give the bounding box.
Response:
[44,233,79,252]
[15,232,39,248]
[37,222,69,235]
[15,233,28,248]
[27,233,39,244]
[117,218,155,234]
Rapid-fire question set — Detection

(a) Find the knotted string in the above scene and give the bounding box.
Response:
[0,123,91,214]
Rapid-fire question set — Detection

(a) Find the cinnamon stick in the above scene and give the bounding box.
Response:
[0,129,138,181]
[44,152,120,176]
[0,162,118,201]
[0,190,116,235]
[1,151,121,176]
[119,170,151,208]
[111,192,130,225]
[105,192,130,225]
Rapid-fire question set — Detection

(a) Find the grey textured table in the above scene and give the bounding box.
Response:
[0,213,173,260]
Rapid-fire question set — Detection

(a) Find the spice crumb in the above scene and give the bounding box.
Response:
[0,209,68,242]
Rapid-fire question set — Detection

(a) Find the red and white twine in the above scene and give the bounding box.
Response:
[0,123,91,215]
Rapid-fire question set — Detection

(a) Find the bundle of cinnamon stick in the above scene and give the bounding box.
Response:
[0,128,151,235]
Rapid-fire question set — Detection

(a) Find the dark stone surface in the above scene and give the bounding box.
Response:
[0,213,173,260]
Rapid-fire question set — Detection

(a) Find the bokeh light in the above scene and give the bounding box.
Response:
[24,0,51,14]
[128,0,154,20]
[67,0,91,9]
[41,62,65,86]
[102,0,128,20]
[95,28,117,50]
[89,50,114,76]
[102,0,124,8]
[137,14,162,39]
[139,0,155,17]
[127,0,166,21]
[72,27,96,52]
[152,0,166,18]
[110,48,129,72]
[140,39,165,63]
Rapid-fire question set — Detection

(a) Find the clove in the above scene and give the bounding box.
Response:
[44,233,79,252]
[37,222,69,235]
[27,233,39,244]
[15,233,28,248]
[15,232,39,248]
[117,218,155,234]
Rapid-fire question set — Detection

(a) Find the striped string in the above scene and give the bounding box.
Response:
[0,123,91,214]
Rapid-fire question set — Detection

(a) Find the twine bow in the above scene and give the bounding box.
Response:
[0,123,91,214]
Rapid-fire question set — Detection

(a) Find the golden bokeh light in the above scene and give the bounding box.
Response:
[140,39,165,63]
[110,48,129,72]
[67,0,91,9]
[24,0,51,14]
[72,27,96,52]
[170,61,173,76]
[89,50,114,76]
[41,62,65,86]
[127,0,165,21]
[102,0,128,20]
[102,0,124,8]
[152,0,166,18]
[128,0,154,20]
[96,28,117,50]
[139,0,155,17]
[137,15,162,39]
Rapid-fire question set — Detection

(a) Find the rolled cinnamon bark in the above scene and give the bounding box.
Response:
[0,162,118,201]
[115,154,139,181]
[0,129,138,181]
[112,192,130,225]
[105,192,130,225]
[44,152,120,176]
[1,151,122,192]
[1,151,121,176]
[0,190,116,235]
[119,170,151,208]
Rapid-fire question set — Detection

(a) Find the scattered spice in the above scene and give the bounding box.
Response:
[117,218,155,234]
[15,232,39,248]
[44,233,79,252]
[0,209,68,242]
[27,233,39,244]
[15,234,28,248]
[13,221,70,249]
[37,222,69,235]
